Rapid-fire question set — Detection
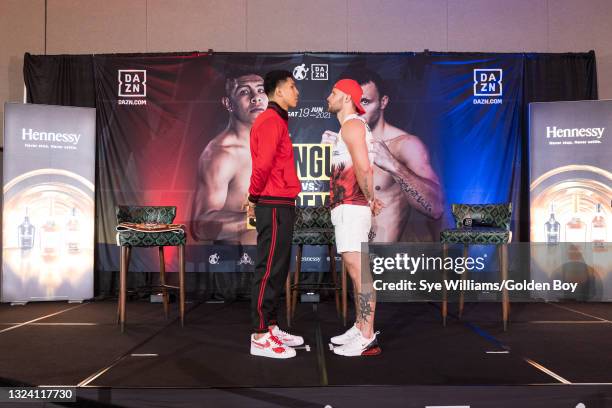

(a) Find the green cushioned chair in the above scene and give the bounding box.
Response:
[116,206,186,332]
[286,206,345,326]
[440,203,512,330]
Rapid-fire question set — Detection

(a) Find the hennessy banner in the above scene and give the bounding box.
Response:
[2,103,96,302]
[530,100,612,300]
[92,53,523,273]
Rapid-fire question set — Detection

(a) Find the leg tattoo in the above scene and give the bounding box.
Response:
[357,292,375,323]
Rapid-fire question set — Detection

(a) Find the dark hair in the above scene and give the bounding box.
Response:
[351,68,388,98]
[264,70,294,97]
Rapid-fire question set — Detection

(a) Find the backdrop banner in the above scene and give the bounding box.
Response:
[2,103,96,302]
[91,53,522,273]
[530,100,612,300]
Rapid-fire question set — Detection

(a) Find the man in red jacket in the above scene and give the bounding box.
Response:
[246,70,303,359]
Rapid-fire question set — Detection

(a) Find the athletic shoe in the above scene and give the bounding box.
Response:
[332,331,381,357]
[330,324,360,345]
[250,332,296,359]
[270,325,304,347]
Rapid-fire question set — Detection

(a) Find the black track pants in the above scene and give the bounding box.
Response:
[251,206,295,333]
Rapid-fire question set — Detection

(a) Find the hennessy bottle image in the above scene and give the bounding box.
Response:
[41,200,61,258]
[66,207,80,252]
[564,194,587,242]
[544,202,560,243]
[18,207,35,249]
[591,203,607,243]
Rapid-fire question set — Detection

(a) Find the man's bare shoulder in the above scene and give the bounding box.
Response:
[341,118,366,136]
[200,130,245,161]
[196,134,242,181]
[343,117,365,127]
[383,125,426,149]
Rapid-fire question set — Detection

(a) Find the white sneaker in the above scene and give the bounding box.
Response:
[250,332,296,359]
[332,331,381,357]
[330,324,360,345]
[270,325,304,347]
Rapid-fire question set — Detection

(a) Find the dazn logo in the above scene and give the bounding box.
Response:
[473,69,502,97]
[118,70,147,97]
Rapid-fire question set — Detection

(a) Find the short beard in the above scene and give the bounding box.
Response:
[327,104,340,114]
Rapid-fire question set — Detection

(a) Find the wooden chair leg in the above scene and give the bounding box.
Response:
[116,271,121,325]
[159,247,169,319]
[291,245,303,320]
[285,273,292,327]
[442,243,448,327]
[117,248,131,324]
[500,243,509,331]
[120,246,131,333]
[117,258,122,325]
[342,262,347,326]
[459,244,468,319]
[329,245,340,317]
[179,244,185,327]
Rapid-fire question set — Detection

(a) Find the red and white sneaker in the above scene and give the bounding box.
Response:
[250,331,296,359]
[330,324,360,345]
[332,331,381,357]
[270,325,304,347]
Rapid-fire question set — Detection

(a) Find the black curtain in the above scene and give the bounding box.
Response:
[517,51,598,240]
[23,53,96,107]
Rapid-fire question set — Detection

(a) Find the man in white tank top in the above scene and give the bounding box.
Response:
[325,79,384,357]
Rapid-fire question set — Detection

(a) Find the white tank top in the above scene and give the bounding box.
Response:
[332,114,374,166]
[330,114,375,208]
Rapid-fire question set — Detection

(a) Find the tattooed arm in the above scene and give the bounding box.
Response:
[373,134,443,219]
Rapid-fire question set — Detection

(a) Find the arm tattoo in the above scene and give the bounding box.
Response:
[363,179,372,201]
[357,292,375,323]
[394,176,433,214]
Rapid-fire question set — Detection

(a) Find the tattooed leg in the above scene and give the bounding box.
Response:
[342,251,376,338]
[358,291,376,324]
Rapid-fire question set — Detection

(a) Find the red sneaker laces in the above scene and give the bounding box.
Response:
[269,334,283,346]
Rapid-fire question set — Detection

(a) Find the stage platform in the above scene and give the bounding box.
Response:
[0,299,611,407]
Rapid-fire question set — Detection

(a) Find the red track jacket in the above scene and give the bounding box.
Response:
[248,102,301,207]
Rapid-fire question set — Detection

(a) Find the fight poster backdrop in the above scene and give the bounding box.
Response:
[530,100,612,300]
[2,103,96,302]
[92,53,522,273]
